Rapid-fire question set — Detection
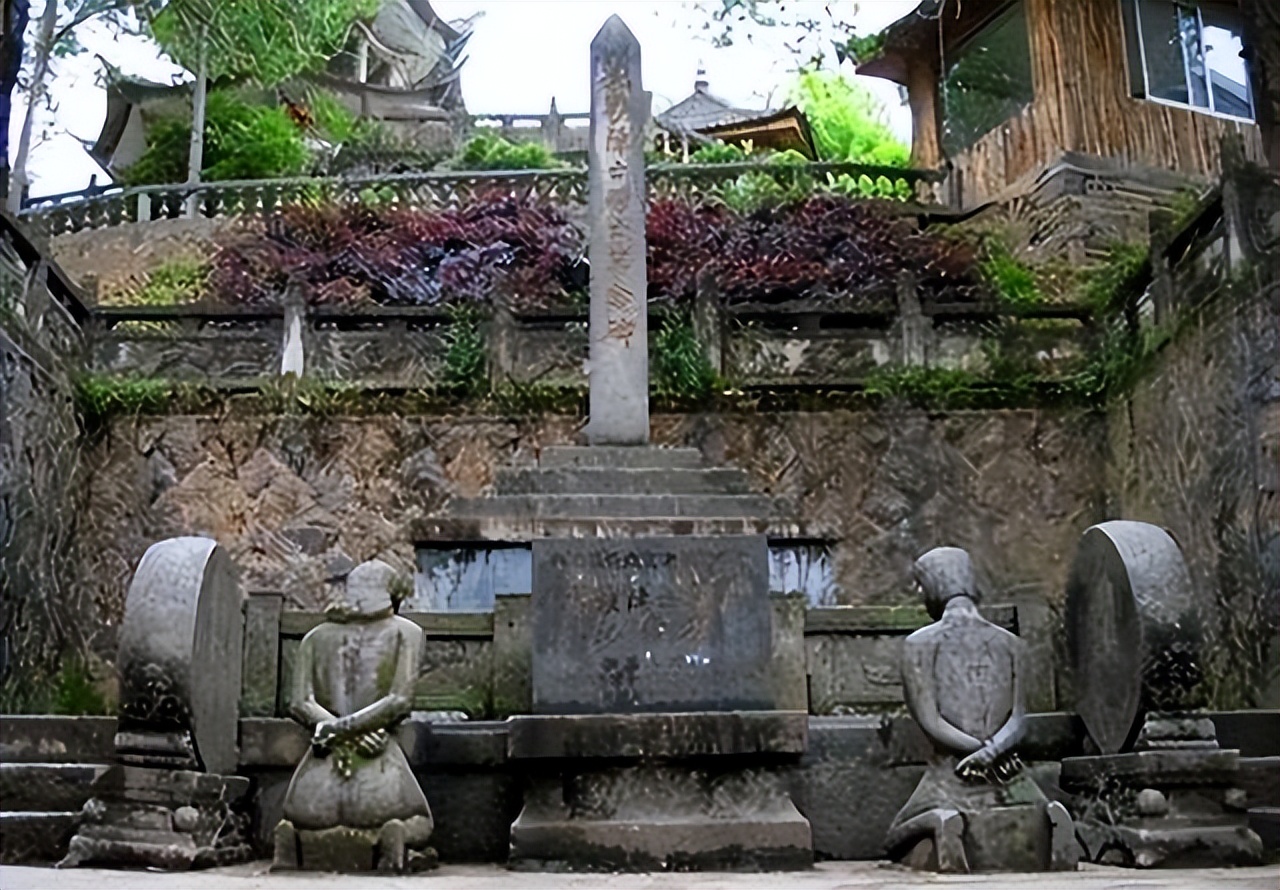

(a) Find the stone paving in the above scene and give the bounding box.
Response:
[2,862,1277,889]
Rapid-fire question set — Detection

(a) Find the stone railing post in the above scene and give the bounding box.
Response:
[895,269,930,366]
[487,297,517,387]
[693,267,723,377]
[492,593,532,716]
[280,280,306,378]
[240,589,284,717]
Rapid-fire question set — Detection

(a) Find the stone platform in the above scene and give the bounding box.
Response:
[3,861,1278,888]
[432,444,812,870]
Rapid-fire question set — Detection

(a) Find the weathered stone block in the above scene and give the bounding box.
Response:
[509,765,811,871]
[0,764,107,812]
[963,805,1053,873]
[507,712,807,760]
[531,535,773,714]
[0,716,116,765]
[492,594,532,717]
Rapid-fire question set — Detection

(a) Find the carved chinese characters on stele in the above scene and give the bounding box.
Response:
[586,15,651,445]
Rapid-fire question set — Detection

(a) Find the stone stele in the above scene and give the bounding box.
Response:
[115,536,244,775]
[585,13,651,445]
[886,547,1078,874]
[1065,520,1205,755]
[272,559,436,873]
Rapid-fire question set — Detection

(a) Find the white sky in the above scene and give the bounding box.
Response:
[10,0,917,198]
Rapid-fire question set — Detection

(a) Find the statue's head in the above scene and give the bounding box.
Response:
[913,547,979,620]
[326,559,396,622]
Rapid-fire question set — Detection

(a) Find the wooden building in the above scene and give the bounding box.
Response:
[859,0,1267,208]
[89,0,469,181]
[654,71,818,160]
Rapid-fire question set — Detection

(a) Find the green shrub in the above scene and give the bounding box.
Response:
[442,309,488,396]
[688,142,752,164]
[125,89,312,185]
[981,241,1043,308]
[122,257,209,306]
[652,312,718,399]
[1084,242,1150,312]
[449,133,563,171]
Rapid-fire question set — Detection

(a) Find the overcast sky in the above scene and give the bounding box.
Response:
[9,0,916,198]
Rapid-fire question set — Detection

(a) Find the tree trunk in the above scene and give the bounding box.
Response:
[184,30,207,218]
[1241,0,1280,172]
[1,0,31,210]
[6,0,54,214]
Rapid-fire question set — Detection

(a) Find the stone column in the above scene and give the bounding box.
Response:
[585,16,650,445]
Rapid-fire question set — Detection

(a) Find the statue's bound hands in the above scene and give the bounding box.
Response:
[956,743,998,781]
[957,743,1024,785]
[312,720,340,753]
[354,729,391,756]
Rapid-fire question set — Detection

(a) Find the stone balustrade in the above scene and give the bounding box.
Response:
[84,298,1091,391]
[18,162,945,237]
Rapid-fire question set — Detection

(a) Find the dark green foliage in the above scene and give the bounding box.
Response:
[449,133,564,171]
[75,375,222,430]
[102,257,209,306]
[981,241,1043,308]
[652,312,719,399]
[0,656,112,716]
[50,657,110,715]
[121,116,192,186]
[149,0,381,85]
[124,89,311,185]
[839,32,885,65]
[1084,242,1151,312]
[688,142,753,164]
[442,308,488,396]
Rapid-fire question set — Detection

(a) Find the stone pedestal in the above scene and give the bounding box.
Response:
[439,442,812,870]
[1062,522,1264,868]
[1061,717,1263,868]
[508,712,810,871]
[59,767,252,870]
[59,537,252,871]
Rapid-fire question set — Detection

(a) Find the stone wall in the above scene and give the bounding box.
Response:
[1104,170,1280,709]
[0,226,98,707]
[79,406,1107,710]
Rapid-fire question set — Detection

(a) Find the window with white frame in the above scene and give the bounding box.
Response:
[1123,0,1255,121]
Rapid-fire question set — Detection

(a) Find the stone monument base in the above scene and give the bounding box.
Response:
[1062,720,1264,868]
[507,712,813,871]
[509,769,811,872]
[899,802,1077,873]
[57,767,252,871]
[272,819,438,874]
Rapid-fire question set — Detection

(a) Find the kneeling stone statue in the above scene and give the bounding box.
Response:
[273,560,435,873]
[886,547,1077,873]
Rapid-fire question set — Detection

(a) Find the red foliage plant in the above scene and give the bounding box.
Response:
[208,193,979,311]
[647,196,981,309]
[208,192,586,311]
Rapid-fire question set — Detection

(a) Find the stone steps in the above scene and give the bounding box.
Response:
[448,493,773,522]
[538,446,705,470]
[0,763,107,812]
[0,811,79,864]
[495,467,752,496]
[417,515,772,541]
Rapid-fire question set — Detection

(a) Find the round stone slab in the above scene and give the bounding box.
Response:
[117,537,243,774]
[1065,521,1202,755]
